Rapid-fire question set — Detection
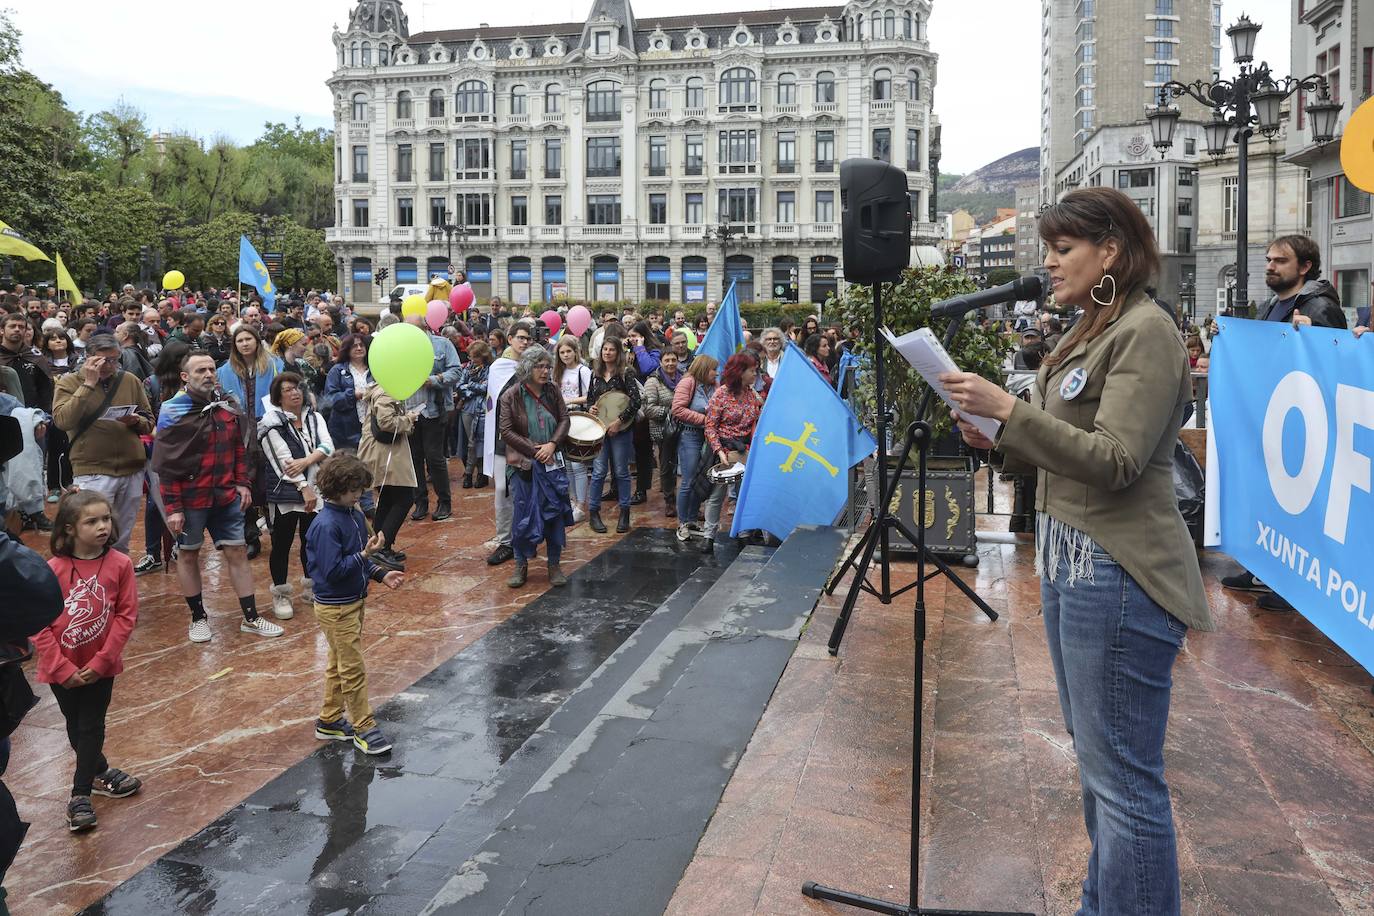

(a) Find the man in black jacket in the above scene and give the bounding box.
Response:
[1258,234,1346,328]
[1223,234,1346,609]
[0,415,64,912]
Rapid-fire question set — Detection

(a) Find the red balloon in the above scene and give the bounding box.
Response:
[449,284,475,313]
[540,310,561,336]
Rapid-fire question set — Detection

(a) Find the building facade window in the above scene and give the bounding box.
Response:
[649,193,667,224]
[594,31,611,55]
[587,194,621,224]
[872,128,891,162]
[396,143,412,181]
[545,194,562,224]
[776,131,796,172]
[353,199,369,227]
[816,71,835,103]
[457,138,492,178]
[686,76,705,108]
[719,68,758,107]
[906,129,920,170]
[511,195,528,226]
[815,190,834,223]
[685,134,704,175]
[816,130,835,170]
[458,192,492,230]
[428,142,444,180]
[352,93,368,121]
[586,136,621,177]
[397,197,414,227]
[396,91,412,119]
[430,197,446,226]
[718,129,758,172]
[1117,168,1154,188]
[1335,175,1372,218]
[428,89,444,118]
[1337,269,1372,309]
[511,85,527,115]
[776,190,795,223]
[648,79,667,110]
[587,80,621,121]
[685,192,703,224]
[456,81,488,114]
[352,145,368,181]
[545,138,562,178]
[629,133,659,178]
[510,140,527,178]
[544,83,562,113]
[778,73,797,105]
[873,68,892,100]
[718,187,758,226]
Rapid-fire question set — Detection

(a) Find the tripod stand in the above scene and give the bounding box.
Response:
[803,289,1030,916]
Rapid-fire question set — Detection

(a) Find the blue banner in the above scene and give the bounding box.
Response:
[238,236,277,313]
[731,343,876,540]
[1211,318,1374,675]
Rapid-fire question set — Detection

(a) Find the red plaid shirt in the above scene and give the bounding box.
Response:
[159,405,248,516]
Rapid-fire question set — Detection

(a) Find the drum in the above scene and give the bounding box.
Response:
[593,391,631,431]
[565,414,605,463]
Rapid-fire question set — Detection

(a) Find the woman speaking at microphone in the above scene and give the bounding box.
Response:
[941,186,1213,916]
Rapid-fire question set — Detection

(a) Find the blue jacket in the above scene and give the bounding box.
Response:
[305,501,387,605]
[322,362,372,448]
[216,356,283,419]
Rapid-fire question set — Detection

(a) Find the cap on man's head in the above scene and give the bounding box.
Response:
[1021,329,1043,341]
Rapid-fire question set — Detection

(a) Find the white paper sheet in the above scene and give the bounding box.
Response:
[99,404,137,422]
[881,326,1002,441]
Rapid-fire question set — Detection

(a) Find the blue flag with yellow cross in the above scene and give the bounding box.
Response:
[730,343,876,540]
[239,235,276,313]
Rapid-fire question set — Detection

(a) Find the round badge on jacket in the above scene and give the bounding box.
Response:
[1060,367,1089,401]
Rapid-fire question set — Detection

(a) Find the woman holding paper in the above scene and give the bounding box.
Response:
[941,186,1211,916]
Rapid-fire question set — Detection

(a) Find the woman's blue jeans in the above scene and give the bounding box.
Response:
[675,427,706,522]
[1040,536,1187,916]
[589,428,633,511]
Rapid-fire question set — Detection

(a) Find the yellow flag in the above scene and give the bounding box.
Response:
[0,219,51,262]
[55,253,82,306]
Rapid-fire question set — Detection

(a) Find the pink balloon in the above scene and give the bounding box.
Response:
[540,310,561,336]
[426,300,449,333]
[449,284,475,313]
[566,305,592,337]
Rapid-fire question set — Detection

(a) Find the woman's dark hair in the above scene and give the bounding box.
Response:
[315,453,374,501]
[631,320,654,342]
[803,333,827,358]
[601,320,627,342]
[719,352,754,394]
[350,317,374,335]
[39,328,68,358]
[154,340,192,404]
[269,371,305,407]
[1037,187,1160,368]
[593,334,628,377]
[802,315,820,335]
[487,328,508,351]
[50,489,117,558]
[73,316,98,335]
[335,332,370,366]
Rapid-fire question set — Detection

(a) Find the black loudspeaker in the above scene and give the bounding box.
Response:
[840,159,912,284]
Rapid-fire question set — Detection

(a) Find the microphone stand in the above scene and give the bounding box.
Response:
[804,299,1029,916]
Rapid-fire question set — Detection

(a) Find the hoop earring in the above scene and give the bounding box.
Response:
[1090,272,1116,307]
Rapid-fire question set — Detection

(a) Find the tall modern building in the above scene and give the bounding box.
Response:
[325,0,939,307]
[1039,0,1222,303]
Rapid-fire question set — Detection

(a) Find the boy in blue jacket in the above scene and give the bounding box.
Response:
[304,454,404,755]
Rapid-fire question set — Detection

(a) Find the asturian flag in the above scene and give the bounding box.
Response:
[239,235,277,313]
[730,343,876,540]
[695,280,745,367]
[0,219,51,263]
[55,253,82,306]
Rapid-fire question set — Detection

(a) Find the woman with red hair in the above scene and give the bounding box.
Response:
[699,352,764,552]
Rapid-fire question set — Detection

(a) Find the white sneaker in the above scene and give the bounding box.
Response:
[240,617,284,638]
[269,584,295,620]
[572,507,587,524]
[676,523,693,542]
[188,619,212,643]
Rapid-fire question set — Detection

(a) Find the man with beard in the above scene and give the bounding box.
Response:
[1222,234,1345,610]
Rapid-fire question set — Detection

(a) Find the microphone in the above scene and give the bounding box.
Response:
[929,275,1044,320]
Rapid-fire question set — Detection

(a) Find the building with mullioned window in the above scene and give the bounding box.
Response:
[326,0,939,307]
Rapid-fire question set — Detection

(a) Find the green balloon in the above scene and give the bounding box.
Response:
[370,323,432,400]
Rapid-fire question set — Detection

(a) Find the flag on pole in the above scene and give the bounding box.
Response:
[0,219,51,263]
[730,343,876,540]
[54,253,82,306]
[238,235,277,313]
[695,280,745,367]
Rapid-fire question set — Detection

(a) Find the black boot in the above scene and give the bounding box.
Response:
[588,510,607,533]
[474,474,488,488]
[431,503,452,522]
[462,473,474,489]
[617,507,631,533]
[630,489,646,505]
[410,503,429,521]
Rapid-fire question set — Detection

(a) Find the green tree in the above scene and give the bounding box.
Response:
[66,186,173,287]
[82,100,147,189]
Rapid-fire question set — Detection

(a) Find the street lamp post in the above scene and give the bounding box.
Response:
[1147,15,1341,313]
[427,209,470,275]
[704,221,746,296]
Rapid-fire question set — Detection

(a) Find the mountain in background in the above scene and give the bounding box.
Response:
[938,146,1039,222]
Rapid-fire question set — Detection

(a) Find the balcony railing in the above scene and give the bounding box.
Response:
[539,111,565,124]
[646,108,670,119]
[684,163,704,176]
[395,171,413,183]
[392,118,415,130]
[648,166,668,177]
[586,110,620,122]
[352,173,368,183]
[718,163,758,175]
[815,160,835,173]
[776,162,796,174]
[644,225,667,236]
[871,100,895,112]
[424,117,447,130]
[508,168,528,180]
[507,113,529,125]
[684,107,707,118]
[774,104,799,115]
[544,168,562,179]
[586,167,621,178]
[539,226,564,238]
[814,102,837,114]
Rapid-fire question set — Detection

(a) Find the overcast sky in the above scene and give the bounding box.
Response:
[10,0,1292,175]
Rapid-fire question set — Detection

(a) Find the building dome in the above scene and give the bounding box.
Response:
[349,0,408,38]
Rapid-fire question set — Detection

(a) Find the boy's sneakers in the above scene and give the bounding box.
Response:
[241,617,285,638]
[92,768,141,798]
[352,727,393,755]
[133,554,162,576]
[315,718,355,741]
[188,618,213,643]
[67,796,97,832]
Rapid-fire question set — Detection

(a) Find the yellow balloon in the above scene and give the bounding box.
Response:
[401,294,427,318]
[162,270,185,290]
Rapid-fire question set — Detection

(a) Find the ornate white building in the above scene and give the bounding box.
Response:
[326,0,939,307]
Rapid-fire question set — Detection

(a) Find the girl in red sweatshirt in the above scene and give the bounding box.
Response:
[34,491,142,832]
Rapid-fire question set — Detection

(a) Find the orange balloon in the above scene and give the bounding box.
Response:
[1341,97,1374,194]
